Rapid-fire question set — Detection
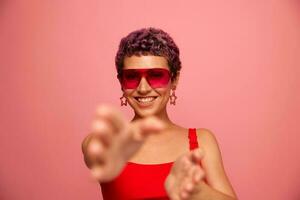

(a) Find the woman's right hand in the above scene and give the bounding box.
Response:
[81,104,165,183]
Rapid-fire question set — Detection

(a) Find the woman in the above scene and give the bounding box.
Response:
[82,27,237,200]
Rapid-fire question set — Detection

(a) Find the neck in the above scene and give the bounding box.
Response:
[131,107,180,144]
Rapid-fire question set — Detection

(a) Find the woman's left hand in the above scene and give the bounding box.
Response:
[164,148,206,200]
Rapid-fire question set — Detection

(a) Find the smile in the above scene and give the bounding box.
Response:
[134,96,157,104]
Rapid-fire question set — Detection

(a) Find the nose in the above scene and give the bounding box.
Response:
[136,77,152,94]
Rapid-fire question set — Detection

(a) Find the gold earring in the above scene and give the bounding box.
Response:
[169,89,177,105]
[120,94,127,106]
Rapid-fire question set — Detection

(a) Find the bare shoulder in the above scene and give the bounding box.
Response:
[195,128,223,163]
[195,128,237,199]
[195,128,221,155]
[195,128,217,146]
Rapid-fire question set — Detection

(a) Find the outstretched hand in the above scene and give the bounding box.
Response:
[81,104,166,182]
[165,148,206,200]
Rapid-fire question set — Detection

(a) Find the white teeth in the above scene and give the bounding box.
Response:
[136,97,156,103]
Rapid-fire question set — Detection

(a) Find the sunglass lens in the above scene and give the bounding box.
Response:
[122,70,141,89]
[147,69,170,88]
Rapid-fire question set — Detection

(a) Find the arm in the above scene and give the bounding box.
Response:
[193,128,237,200]
[191,181,237,200]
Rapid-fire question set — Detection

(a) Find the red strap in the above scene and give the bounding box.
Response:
[188,128,199,150]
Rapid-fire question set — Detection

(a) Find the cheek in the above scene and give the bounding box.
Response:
[155,88,171,100]
[123,89,134,97]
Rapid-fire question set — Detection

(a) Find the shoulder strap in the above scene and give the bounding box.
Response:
[188,128,199,150]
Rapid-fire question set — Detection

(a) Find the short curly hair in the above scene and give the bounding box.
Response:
[115,27,182,82]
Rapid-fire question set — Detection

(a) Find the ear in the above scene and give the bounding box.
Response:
[171,71,180,90]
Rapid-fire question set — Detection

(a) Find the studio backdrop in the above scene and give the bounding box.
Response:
[0,0,299,200]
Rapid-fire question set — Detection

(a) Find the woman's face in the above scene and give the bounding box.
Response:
[121,55,178,118]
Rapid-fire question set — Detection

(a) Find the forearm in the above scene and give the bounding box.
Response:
[190,181,237,200]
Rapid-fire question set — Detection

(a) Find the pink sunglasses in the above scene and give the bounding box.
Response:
[118,68,171,89]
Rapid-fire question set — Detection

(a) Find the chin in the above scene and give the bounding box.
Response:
[128,97,167,118]
[134,107,159,118]
[132,104,166,118]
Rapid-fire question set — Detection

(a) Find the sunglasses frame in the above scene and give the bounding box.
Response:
[118,67,171,89]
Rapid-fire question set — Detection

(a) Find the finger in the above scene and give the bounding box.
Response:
[95,104,126,134]
[90,119,113,147]
[87,138,104,155]
[84,151,105,169]
[190,148,205,164]
[179,165,197,195]
[90,165,106,182]
[180,190,190,200]
[84,139,108,168]
[186,165,199,184]
[193,168,205,183]
[131,116,166,141]
[187,165,198,177]
[182,156,193,172]
[187,165,204,184]
[82,134,93,154]
[140,116,166,132]
[184,181,195,192]
[172,155,191,176]
[170,193,180,200]
[82,135,102,167]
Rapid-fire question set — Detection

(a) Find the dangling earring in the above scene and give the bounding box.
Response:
[169,89,177,105]
[120,94,127,106]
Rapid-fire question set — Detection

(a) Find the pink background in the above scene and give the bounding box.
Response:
[1,0,299,199]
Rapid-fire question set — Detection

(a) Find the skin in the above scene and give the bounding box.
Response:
[165,129,238,200]
[81,55,237,199]
[165,148,206,200]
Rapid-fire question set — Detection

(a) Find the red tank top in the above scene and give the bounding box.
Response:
[100,128,199,200]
